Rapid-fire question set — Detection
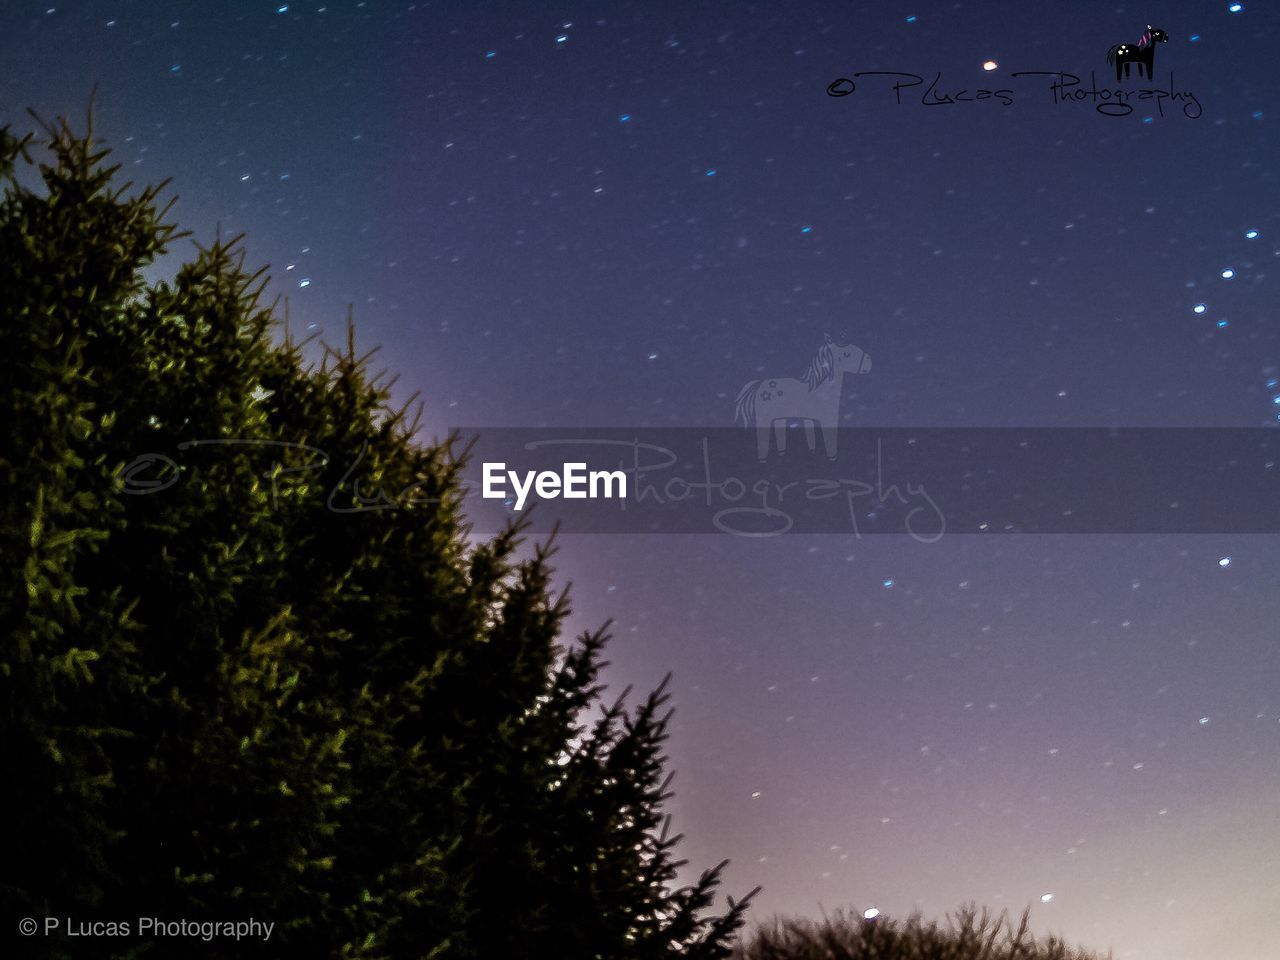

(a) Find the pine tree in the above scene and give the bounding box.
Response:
[0,114,754,959]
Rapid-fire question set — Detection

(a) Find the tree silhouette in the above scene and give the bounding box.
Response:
[735,906,1108,960]
[0,114,754,959]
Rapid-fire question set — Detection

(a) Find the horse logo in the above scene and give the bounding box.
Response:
[734,334,871,461]
[1106,25,1169,82]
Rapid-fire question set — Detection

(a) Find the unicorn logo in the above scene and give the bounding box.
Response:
[734,334,871,461]
[1106,25,1169,82]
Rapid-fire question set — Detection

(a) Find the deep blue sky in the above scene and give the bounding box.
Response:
[4,2,1279,958]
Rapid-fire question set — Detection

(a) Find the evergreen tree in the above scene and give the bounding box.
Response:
[0,114,754,959]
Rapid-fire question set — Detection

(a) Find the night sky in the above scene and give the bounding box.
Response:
[4,2,1279,958]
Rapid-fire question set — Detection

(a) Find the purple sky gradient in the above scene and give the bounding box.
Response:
[4,3,1278,956]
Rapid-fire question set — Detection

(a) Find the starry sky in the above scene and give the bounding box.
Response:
[4,2,1279,958]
